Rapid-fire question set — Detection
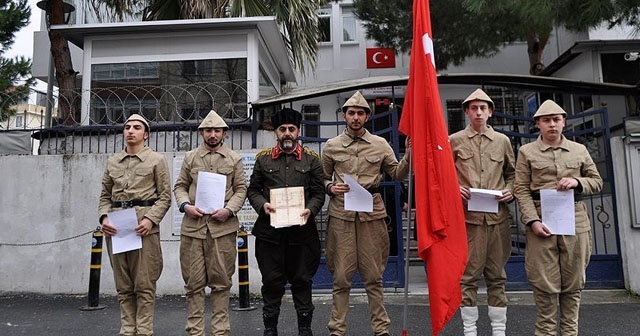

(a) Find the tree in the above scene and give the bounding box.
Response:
[0,0,34,123]
[91,0,330,73]
[354,0,640,75]
[42,0,79,125]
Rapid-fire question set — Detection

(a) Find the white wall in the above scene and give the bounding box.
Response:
[611,137,640,294]
[0,153,262,295]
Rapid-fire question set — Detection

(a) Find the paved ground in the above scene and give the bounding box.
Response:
[2,289,639,336]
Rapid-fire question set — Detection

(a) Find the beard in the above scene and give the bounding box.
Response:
[204,138,222,148]
[278,136,297,151]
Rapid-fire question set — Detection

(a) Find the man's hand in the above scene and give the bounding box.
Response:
[557,177,578,191]
[101,217,117,237]
[330,183,350,196]
[531,221,552,238]
[184,204,205,219]
[497,189,513,203]
[263,202,276,215]
[211,208,231,222]
[300,209,311,225]
[460,186,470,200]
[135,217,154,237]
[404,137,412,157]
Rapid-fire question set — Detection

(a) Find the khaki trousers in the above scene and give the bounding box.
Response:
[180,232,237,336]
[526,230,591,336]
[106,233,163,336]
[461,220,512,307]
[325,216,390,336]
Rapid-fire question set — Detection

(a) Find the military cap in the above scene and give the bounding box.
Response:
[271,108,302,128]
[342,91,371,114]
[198,110,229,130]
[462,88,494,110]
[533,100,567,119]
[125,114,150,132]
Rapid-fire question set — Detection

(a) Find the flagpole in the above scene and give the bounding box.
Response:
[402,149,414,336]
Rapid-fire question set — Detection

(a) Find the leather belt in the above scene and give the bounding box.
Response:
[531,192,582,202]
[112,199,158,208]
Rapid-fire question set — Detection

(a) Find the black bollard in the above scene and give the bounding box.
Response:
[232,227,256,311]
[80,227,106,311]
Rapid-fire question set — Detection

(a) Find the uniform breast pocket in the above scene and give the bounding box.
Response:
[217,167,234,188]
[563,160,582,176]
[455,151,474,175]
[489,153,505,171]
[109,169,126,187]
[295,166,311,181]
[362,156,382,177]
[189,168,204,184]
[334,155,352,172]
[134,167,154,186]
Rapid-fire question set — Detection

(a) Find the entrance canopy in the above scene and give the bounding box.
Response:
[251,73,639,108]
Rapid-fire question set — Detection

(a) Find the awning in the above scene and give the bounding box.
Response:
[251,73,640,108]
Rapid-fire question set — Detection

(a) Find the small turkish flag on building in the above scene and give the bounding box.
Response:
[366,48,396,68]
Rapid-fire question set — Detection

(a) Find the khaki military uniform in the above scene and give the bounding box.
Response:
[99,146,172,336]
[322,129,409,336]
[173,143,247,336]
[450,125,515,307]
[514,135,602,336]
[247,146,325,326]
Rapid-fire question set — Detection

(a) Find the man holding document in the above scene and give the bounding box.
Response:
[513,100,602,335]
[322,91,410,336]
[449,89,515,336]
[99,114,172,336]
[173,110,247,336]
[248,108,325,336]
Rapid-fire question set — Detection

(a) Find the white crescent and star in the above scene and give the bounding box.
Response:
[422,33,435,66]
[372,51,389,64]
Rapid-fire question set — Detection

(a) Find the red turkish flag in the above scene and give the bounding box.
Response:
[398,0,468,335]
[366,48,396,68]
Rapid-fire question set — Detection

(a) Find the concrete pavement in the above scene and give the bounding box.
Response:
[1,266,639,335]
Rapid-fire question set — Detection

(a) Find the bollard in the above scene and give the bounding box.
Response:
[80,227,106,311]
[232,227,256,311]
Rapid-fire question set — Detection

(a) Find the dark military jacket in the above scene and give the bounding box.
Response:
[248,145,325,244]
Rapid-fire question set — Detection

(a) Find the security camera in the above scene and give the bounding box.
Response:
[624,52,639,61]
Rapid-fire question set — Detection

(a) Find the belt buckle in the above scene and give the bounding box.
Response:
[121,200,133,208]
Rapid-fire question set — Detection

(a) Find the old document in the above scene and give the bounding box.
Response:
[541,189,576,235]
[195,171,226,214]
[468,188,503,213]
[270,187,305,228]
[107,208,142,254]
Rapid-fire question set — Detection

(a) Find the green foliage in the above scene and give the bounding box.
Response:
[354,0,521,70]
[0,0,34,123]
[355,0,640,72]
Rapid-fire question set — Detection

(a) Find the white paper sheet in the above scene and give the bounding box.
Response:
[343,174,373,212]
[195,171,226,214]
[269,187,305,228]
[541,189,576,235]
[468,188,503,213]
[107,208,142,254]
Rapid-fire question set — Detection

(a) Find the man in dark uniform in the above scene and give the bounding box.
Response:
[248,108,325,336]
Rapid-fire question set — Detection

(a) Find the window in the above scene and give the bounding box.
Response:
[90,58,248,124]
[342,10,356,42]
[15,115,24,128]
[446,100,464,134]
[301,104,320,139]
[318,8,332,43]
